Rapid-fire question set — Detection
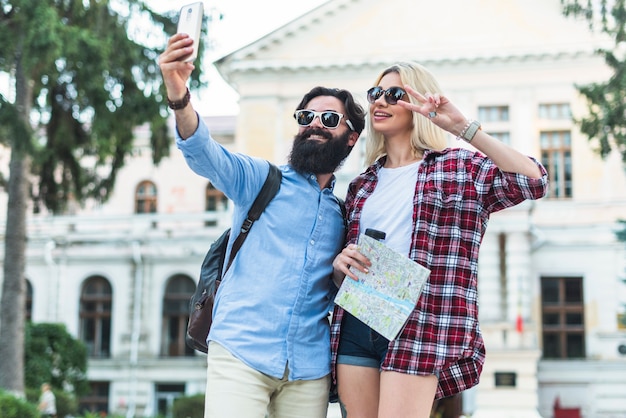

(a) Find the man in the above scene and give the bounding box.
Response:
[38,383,57,418]
[158,33,365,418]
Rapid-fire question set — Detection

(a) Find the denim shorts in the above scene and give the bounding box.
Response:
[337,312,389,369]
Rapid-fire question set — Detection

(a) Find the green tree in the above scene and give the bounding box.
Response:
[561,0,626,164]
[0,0,206,395]
[25,322,89,396]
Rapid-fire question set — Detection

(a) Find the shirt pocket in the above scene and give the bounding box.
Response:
[420,181,464,211]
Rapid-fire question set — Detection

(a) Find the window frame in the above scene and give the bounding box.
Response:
[135,180,158,214]
[79,381,110,416]
[538,103,572,120]
[478,105,510,122]
[161,275,196,357]
[540,130,572,199]
[79,276,113,358]
[541,276,586,359]
[205,182,228,226]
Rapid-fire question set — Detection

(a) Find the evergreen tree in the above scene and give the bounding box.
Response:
[0,0,205,395]
[561,0,626,164]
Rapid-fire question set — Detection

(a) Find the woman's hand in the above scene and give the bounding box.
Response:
[331,243,371,287]
[397,85,468,137]
[399,84,544,178]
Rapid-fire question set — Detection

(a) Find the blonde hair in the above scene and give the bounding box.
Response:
[365,62,447,165]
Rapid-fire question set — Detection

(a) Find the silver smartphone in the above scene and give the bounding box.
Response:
[177,2,204,62]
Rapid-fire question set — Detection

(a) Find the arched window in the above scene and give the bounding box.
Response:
[205,182,228,226]
[25,279,33,321]
[161,275,196,356]
[135,181,157,213]
[80,276,112,358]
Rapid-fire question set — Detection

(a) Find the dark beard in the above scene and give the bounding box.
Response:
[288,127,353,175]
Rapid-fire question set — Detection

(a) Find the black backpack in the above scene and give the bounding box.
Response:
[186,163,282,352]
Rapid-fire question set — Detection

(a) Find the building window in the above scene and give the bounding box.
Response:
[205,183,228,226]
[205,183,228,211]
[25,279,33,322]
[80,276,112,358]
[540,131,572,198]
[478,105,509,122]
[161,275,196,357]
[79,381,109,415]
[135,180,157,213]
[539,103,571,120]
[490,132,511,145]
[541,276,585,359]
[155,383,186,418]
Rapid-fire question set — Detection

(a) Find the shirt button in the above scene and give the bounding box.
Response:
[310,239,315,245]
[318,215,323,220]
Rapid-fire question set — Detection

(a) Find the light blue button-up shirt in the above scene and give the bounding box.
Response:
[176,117,344,381]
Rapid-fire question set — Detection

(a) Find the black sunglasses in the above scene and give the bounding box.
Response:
[293,109,354,130]
[367,86,407,105]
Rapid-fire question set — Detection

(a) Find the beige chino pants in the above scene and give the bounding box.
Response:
[205,341,330,418]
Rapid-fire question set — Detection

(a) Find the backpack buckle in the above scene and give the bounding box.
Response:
[240,218,253,233]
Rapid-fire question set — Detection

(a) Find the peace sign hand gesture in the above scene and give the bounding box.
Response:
[396,85,469,138]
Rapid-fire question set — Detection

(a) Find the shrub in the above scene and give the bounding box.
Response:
[25,386,78,417]
[0,390,38,418]
[173,393,205,418]
[55,389,78,417]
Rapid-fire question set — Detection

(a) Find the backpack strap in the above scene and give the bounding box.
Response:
[335,196,348,245]
[224,162,282,272]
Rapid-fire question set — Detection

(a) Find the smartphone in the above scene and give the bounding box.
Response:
[177,2,204,62]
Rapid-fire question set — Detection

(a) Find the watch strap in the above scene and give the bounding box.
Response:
[167,88,191,110]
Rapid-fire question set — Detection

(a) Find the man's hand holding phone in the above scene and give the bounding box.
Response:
[157,2,204,137]
[176,2,203,63]
[159,2,203,94]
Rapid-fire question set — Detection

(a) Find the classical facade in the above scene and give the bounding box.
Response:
[1,0,625,417]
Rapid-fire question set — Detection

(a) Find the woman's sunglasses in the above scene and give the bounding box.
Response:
[367,86,407,105]
[294,109,354,130]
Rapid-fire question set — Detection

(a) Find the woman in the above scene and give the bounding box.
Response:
[330,62,548,418]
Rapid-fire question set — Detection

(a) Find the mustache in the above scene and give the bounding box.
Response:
[299,127,333,141]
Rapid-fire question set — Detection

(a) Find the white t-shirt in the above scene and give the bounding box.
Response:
[360,161,419,256]
[39,390,56,414]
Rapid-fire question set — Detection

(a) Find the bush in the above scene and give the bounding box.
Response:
[55,389,78,417]
[25,386,78,418]
[25,322,89,397]
[0,390,38,418]
[173,393,205,418]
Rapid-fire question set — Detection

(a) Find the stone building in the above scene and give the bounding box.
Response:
[1,0,625,417]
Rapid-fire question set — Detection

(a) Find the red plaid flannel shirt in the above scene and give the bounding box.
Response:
[330,147,548,399]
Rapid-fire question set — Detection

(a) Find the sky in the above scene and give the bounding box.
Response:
[147,0,328,115]
[0,1,328,116]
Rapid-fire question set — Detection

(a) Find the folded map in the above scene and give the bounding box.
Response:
[334,233,431,340]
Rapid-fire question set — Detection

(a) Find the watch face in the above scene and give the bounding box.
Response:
[464,121,481,142]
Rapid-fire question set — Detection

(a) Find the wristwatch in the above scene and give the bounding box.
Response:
[459,120,482,143]
[167,88,191,110]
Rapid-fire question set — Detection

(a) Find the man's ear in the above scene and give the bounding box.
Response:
[348,131,360,146]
